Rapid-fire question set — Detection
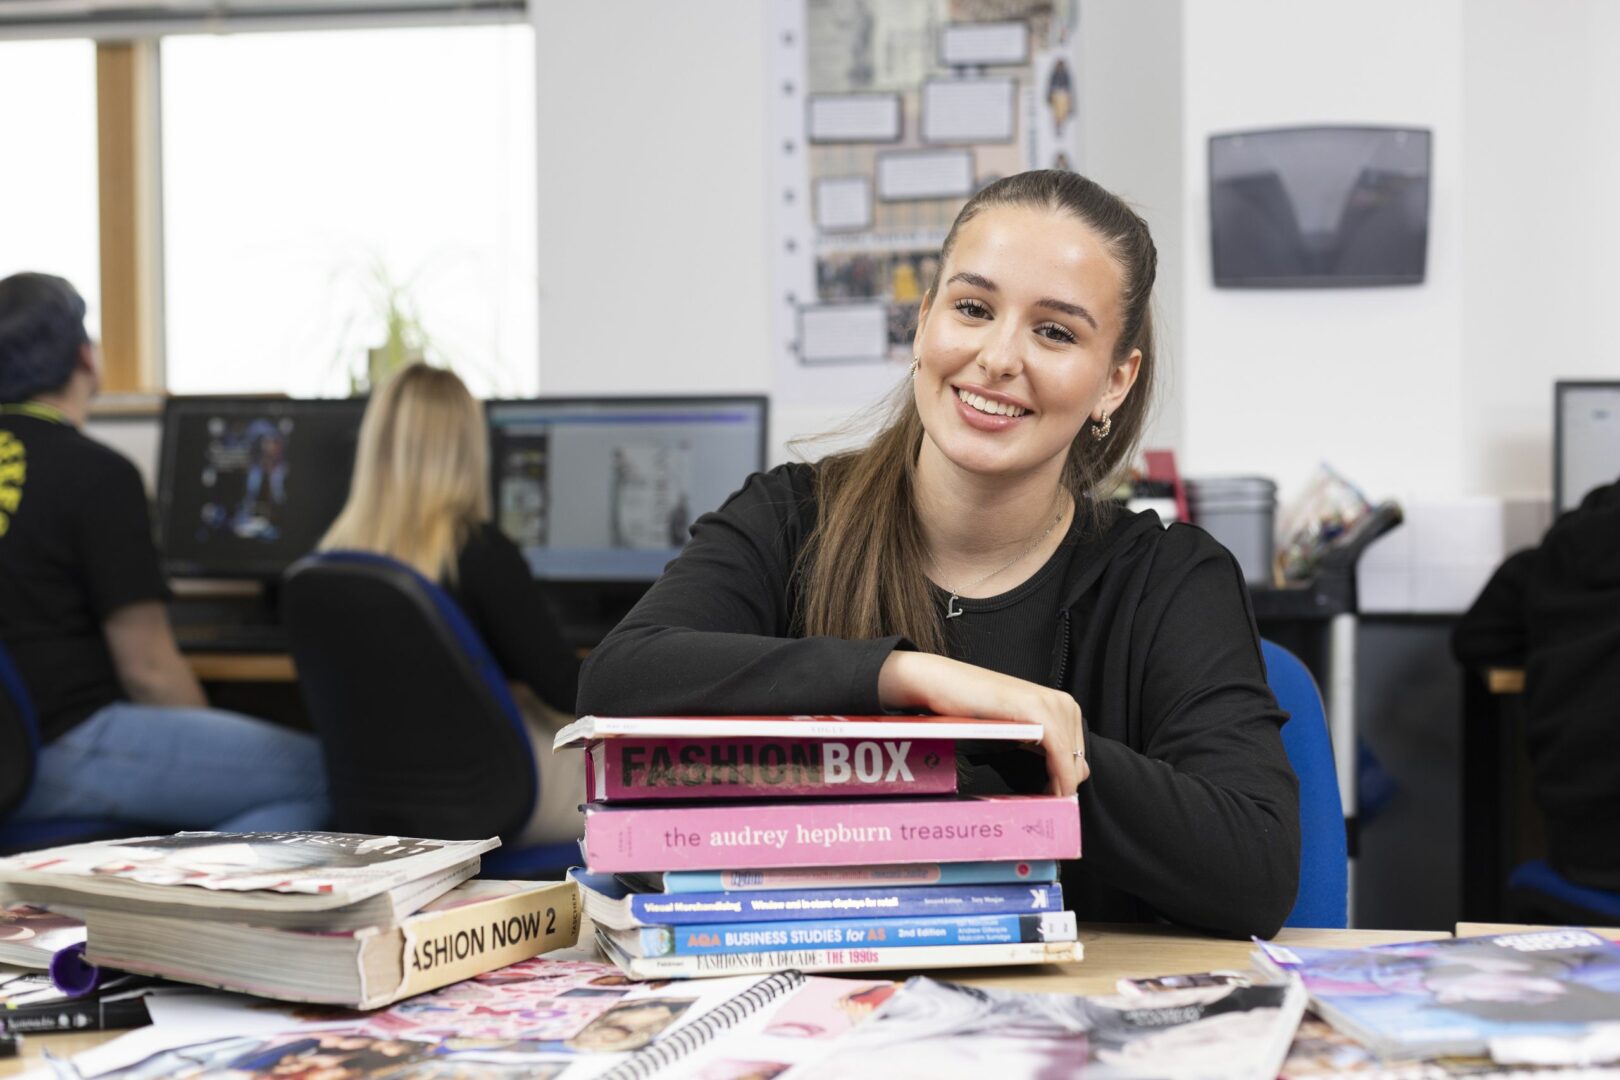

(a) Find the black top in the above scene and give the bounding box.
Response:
[0,408,168,742]
[579,463,1301,938]
[1453,477,1620,888]
[447,523,581,713]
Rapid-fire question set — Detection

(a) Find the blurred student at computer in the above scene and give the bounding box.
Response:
[1454,478,1620,891]
[320,362,583,843]
[0,271,330,831]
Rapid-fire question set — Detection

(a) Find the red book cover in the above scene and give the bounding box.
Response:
[583,737,958,802]
[582,796,1080,872]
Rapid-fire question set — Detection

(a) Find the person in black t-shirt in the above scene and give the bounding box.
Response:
[320,362,582,844]
[0,272,329,832]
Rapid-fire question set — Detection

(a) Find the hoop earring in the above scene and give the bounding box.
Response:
[909,356,920,379]
[1090,410,1112,441]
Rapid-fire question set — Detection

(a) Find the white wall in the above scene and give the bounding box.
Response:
[1461,0,1620,498]
[1179,0,1467,501]
[532,3,770,400]
[1079,0,1185,454]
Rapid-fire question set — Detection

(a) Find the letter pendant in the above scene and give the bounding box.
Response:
[945,593,964,619]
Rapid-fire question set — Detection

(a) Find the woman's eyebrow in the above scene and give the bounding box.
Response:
[946,270,1098,331]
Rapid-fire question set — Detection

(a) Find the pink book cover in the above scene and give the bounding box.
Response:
[583,737,957,802]
[582,795,1080,872]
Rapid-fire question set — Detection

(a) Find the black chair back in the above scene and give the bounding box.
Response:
[0,642,38,820]
[282,552,537,841]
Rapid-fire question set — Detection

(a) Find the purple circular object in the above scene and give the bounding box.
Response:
[49,942,102,997]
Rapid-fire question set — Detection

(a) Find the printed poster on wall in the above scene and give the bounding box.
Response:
[770,0,1083,404]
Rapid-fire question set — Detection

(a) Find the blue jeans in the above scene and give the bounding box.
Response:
[12,703,331,832]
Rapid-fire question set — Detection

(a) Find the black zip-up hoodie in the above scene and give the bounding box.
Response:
[1454,478,1620,888]
[579,464,1301,938]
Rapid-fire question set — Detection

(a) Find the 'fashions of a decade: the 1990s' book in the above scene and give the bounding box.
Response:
[1257,929,1620,1064]
[595,925,1080,981]
[570,869,1064,930]
[622,860,1060,893]
[582,795,1080,872]
[0,832,492,930]
[583,736,957,801]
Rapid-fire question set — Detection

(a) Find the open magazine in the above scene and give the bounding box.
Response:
[1257,930,1620,1065]
[0,832,495,916]
[0,903,85,968]
[68,955,886,1079]
[788,975,1309,1079]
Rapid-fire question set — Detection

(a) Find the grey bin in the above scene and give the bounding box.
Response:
[1186,476,1277,586]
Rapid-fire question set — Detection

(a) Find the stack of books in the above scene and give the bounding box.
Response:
[554,713,1083,979]
[0,831,581,1009]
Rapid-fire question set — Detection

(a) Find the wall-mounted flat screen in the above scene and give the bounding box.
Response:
[486,396,768,582]
[1209,126,1431,288]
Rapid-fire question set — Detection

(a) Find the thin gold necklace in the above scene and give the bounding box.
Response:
[934,492,1069,619]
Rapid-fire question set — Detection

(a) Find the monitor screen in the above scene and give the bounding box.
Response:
[1209,126,1431,287]
[486,397,769,581]
[1555,382,1620,514]
[156,397,366,578]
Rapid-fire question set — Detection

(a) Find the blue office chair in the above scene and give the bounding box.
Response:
[0,642,145,854]
[1263,639,1349,928]
[282,551,577,878]
[1506,860,1620,926]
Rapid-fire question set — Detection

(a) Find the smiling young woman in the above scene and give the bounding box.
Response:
[578,171,1301,939]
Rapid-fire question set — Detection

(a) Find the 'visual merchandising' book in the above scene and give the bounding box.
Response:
[582,795,1081,872]
[572,869,1064,930]
[622,860,1060,894]
[1257,929,1620,1065]
[584,736,957,801]
[596,925,1080,981]
[792,974,1309,1080]
[80,879,581,1008]
[0,832,491,930]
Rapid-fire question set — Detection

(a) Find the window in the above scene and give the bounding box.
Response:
[0,39,102,339]
[160,25,537,397]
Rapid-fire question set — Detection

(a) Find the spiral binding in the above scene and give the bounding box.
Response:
[594,969,808,1080]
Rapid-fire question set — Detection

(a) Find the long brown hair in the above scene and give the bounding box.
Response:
[797,170,1157,654]
[320,362,491,583]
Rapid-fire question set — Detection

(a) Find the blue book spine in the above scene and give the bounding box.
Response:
[627,882,1063,925]
[625,911,1074,957]
[653,860,1061,893]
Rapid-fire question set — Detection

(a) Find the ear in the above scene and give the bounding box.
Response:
[1097,347,1142,419]
[910,290,935,358]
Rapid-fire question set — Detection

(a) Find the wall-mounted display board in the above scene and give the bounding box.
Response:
[770,0,1082,404]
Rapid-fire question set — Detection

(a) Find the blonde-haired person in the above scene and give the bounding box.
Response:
[579,170,1300,938]
[321,362,582,844]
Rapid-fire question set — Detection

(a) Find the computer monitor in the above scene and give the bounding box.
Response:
[1555,381,1620,514]
[156,396,367,578]
[486,396,769,582]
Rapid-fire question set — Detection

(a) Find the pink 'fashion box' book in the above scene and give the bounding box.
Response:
[582,795,1080,872]
[583,737,957,802]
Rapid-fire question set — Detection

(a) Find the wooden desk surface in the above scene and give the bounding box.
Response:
[0,924,1444,1075]
[1486,666,1525,694]
[184,653,296,683]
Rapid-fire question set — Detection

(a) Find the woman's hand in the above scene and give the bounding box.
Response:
[877,651,1089,796]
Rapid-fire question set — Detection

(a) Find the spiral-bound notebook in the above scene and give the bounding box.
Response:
[594,969,809,1080]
